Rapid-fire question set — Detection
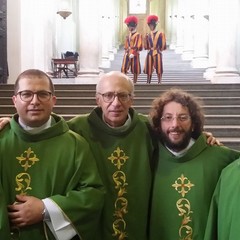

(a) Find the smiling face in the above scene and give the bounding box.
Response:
[160,101,194,152]
[12,75,56,127]
[96,72,133,127]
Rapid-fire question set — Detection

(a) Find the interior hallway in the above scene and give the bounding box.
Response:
[52,48,210,85]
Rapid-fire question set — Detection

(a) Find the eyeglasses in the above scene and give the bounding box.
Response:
[161,114,191,122]
[98,92,132,103]
[17,90,52,102]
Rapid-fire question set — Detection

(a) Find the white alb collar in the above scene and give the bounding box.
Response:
[166,138,195,157]
[18,116,52,134]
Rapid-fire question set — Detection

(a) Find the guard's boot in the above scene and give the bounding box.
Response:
[133,74,138,83]
[147,75,152,84]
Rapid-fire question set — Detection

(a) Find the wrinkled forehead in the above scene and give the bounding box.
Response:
[98,75,133,93]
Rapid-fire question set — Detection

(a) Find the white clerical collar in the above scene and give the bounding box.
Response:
[18,116,52,134]
[166,138,195,157]
[102,113,131,130]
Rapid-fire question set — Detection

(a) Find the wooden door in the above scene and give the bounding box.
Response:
[127,0,150,37]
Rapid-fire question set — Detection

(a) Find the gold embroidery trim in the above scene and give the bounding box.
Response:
[15,147,39,195]
[15,173,32,195]
[172,174,194,240]
[109,147,129,239]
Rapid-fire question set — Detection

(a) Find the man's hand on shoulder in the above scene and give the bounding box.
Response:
[0,117,11,130]
[203,131,223,146]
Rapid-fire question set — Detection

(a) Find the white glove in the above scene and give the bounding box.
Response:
[129,54,134,59]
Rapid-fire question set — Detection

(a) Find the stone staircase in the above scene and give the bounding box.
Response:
[0,83,240,150]
[102,48,209,84]
[1,49,240,150]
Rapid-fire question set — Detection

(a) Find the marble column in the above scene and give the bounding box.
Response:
[20,0,54,71]
[77,0,101,74]
[99,2,112,69]
[99,0,118,68]
[181,0,194,60]
[204,0,217,80]
[169,0,178,49]
[113,0,120,53]
[165,0,173,47]
[191,0,209,68]
[212,0,240,83]
[175,0,184,54]
[7,0,21,82]
[107,0,116,61]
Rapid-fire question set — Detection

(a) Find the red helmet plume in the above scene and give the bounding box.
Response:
[124,15,138,26]
[147,15,159,24]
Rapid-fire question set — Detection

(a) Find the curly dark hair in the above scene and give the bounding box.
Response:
[149,88,205,139]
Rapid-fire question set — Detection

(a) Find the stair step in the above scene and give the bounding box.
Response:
[204,126,240,137]
[1,96,240,106]
[1,83,240,90]
[218,138,240,151]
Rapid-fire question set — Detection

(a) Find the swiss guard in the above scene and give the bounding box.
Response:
[121,15,142,83]
[144,15,166,84]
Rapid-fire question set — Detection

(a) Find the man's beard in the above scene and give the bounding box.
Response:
[160,127,193,152]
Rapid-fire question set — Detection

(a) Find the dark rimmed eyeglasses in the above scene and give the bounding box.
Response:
[161,114,191,122]
[16,90,52,102]
[98,92,132,103]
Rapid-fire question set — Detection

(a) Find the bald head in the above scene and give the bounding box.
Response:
[96,71,134,95]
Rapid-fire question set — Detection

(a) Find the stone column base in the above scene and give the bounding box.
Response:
[211,74,240,84]
[75,69,104,84]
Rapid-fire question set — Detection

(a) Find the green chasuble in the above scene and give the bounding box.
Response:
[149,134,240,240]
[0,183,11,239]
[0,113,104,240]
[204,157,240,240]
[68,107,155,240]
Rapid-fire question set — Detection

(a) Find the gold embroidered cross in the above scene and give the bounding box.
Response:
[108,147,129,170]
[16,147,39,171]
[172,174,194,197]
